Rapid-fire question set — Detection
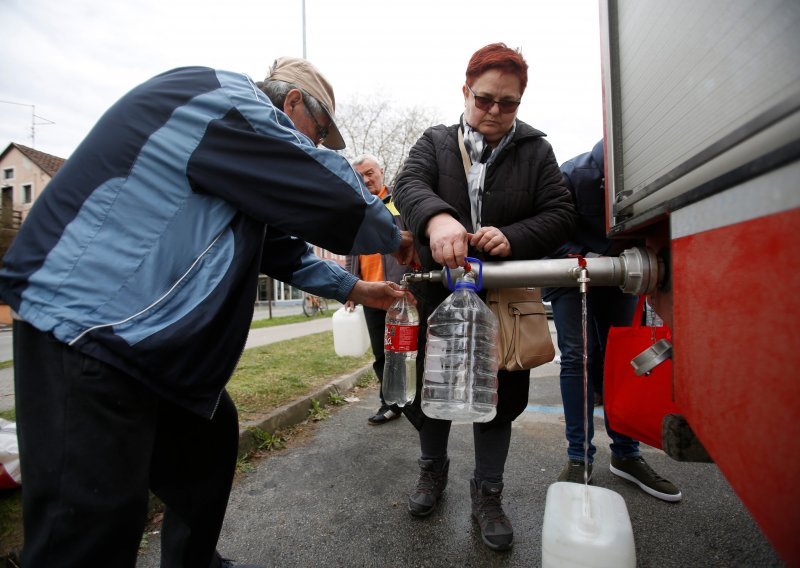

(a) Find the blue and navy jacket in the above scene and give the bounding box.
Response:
[0,67,401,417]
[543,139,613,302]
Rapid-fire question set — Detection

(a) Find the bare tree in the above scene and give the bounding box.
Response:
[337,95,441,187]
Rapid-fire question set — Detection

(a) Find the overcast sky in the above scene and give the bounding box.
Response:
[1,0,603,164]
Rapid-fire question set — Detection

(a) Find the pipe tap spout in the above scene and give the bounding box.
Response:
[569,254,591,294]
[578,267,590,294]
[402,270,444,284]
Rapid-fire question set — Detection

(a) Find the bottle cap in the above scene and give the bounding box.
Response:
[454,273,478,291]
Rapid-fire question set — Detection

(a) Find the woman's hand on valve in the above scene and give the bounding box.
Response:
[426,213,468,269]
[469,226,512,257]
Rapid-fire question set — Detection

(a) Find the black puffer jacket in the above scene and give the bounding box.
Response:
[394,119,576,305]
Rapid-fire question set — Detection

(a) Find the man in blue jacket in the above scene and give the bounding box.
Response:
[543,140,681,503]
[0,57,413,567]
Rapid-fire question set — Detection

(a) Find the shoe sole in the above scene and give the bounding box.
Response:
[471,514,513,551]
[609,464,683,502]
[408,492,444,517]
[408,504,435,517]
[408,482,447,518]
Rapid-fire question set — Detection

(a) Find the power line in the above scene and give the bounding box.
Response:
[302,0,307,59]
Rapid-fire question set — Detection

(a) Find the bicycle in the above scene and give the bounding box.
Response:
[302,292,329,317]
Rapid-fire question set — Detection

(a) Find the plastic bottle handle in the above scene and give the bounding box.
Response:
[444,256,483,291]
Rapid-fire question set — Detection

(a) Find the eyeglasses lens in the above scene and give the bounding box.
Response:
[310,114,328,145]
[468,84,520,114]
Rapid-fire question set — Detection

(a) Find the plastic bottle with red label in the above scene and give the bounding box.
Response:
[383,281,419,407]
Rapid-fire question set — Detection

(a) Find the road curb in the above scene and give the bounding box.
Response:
[237,362,373,457]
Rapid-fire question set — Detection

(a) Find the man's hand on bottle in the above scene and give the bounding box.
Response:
[348,281,416,311]
[393,230,419,266]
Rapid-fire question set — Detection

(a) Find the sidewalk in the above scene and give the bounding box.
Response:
[0,302,348,414]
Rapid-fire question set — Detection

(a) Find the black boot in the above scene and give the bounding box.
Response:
[470,479,513,551]
[407,458,449,517]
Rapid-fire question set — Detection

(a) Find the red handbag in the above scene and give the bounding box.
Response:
[603,296,679,449]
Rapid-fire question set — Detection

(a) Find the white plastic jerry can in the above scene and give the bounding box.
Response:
[332,305,370,357]
[541,482,636,568]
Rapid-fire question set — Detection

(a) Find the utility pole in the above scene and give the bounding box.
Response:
[302,0,307,58]
[0,100,55,148]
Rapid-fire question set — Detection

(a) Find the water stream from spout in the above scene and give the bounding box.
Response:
[581,289,592,519]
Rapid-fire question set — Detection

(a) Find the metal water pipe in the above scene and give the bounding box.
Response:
[402,246,662,296]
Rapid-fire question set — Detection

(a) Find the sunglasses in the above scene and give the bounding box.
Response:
[466,83,521,114]
[302,94,329,146]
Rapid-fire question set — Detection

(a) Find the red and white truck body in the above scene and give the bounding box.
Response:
[599,1,800,563]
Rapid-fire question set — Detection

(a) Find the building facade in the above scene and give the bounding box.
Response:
[0,142,65,228]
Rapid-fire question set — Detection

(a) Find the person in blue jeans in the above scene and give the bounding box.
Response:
[543,140,682,502]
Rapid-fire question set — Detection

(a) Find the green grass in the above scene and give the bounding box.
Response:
[0,311,336,423]
[249,307,336,329]
[1,361,15,421]
[0,490,22,559]
[227,330,372,421]
[0,317,373,560]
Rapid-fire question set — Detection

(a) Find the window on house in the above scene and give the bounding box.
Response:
[2,168,13,180]
[23,184,32,204]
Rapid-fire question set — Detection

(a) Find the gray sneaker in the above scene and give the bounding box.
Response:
[470,479,513,551]
[558,460,593,484]
[610,455,682,502]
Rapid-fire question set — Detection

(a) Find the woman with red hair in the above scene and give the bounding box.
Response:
[393,43,576,551]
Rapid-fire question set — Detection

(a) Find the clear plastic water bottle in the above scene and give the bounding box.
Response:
[422,258,499,422]
[383,281,419,407]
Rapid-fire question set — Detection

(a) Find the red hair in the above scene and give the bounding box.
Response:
[465,43,528,95]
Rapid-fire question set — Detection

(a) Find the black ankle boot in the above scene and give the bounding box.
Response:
[470,479,513,551]
[407,458,449,517]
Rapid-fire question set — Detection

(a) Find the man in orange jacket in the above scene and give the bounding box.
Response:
[345,155,409,425]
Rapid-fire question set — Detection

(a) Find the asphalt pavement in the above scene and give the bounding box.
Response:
[134,322,783,568]
[1,307,784,566]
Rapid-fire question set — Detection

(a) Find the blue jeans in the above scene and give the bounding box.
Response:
[550,287,640,463]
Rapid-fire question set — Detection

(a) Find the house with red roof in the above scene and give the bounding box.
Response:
[0,142,67,321]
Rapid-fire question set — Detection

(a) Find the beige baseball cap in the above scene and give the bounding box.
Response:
[265,57,345,150]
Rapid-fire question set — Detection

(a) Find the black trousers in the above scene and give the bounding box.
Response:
[13,320,239,568]
[405,291,530,485]
[362,305,387,405]
[417,370,530,486]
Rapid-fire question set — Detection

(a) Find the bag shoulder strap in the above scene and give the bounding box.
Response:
[632,295,647,328]
[457,127,472,177]
[511,311,523,369]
